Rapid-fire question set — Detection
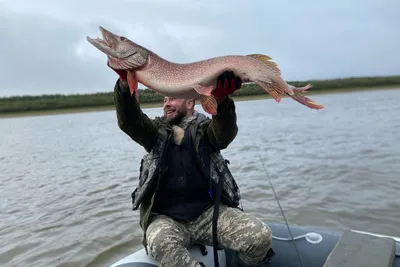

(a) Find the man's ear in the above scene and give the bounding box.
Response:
[186,99,195,109]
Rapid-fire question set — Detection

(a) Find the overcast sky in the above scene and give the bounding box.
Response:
[0,0,399,97]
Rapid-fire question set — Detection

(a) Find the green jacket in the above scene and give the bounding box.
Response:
[113,79,242,247]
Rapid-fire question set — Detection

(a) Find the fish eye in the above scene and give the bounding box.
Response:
[120,37,126,41]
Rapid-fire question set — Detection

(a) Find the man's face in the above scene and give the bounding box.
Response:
[163,97,193,124]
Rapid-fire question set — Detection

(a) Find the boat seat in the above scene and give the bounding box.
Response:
[323,229,396,267]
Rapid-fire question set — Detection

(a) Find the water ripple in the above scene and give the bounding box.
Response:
[0,89,399,267]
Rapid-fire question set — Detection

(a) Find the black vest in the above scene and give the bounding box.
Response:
[152,126,213,221]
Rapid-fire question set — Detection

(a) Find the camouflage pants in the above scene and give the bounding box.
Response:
[146,204,272,267]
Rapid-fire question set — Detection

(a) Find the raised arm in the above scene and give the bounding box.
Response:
[205,96,238,150]
[205,71,242,150]
[113,75,158,152]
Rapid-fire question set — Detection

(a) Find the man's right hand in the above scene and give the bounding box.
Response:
[212,71,242,103]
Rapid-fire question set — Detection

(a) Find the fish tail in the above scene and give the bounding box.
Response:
[247,54,295,96]
[289,83,312,93]
[244,54,323,109]
[255,77,297,102]
[287,82,325,109]
[287,90,324,110]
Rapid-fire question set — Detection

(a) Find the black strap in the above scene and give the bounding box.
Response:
[189,114,223,267]
[212,172,224,267]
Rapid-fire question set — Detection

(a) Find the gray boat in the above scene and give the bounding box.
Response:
[109,221,400,267]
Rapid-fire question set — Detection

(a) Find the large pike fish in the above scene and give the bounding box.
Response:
[86,26,324,115]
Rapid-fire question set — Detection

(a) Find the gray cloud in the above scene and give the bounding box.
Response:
[0,0,399,97]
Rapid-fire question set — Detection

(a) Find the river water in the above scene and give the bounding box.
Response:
[1,88,399,267]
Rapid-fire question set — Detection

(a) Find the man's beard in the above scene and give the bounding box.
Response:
[166,109,186,125]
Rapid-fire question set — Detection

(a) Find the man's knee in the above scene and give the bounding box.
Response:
[146,216,203,267]
[252,223,272,250]
[235,218,273,266]
[238,222,272,258]
[146,216,188,259]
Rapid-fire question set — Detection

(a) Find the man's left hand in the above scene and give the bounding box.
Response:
[212,71,242,102]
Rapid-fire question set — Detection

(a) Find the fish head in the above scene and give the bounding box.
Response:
[86,26,149,69]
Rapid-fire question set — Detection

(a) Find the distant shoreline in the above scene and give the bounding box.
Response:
[1,85,398,119]
[2,75,400,118]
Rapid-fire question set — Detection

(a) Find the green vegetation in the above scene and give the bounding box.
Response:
[1,75,399,116]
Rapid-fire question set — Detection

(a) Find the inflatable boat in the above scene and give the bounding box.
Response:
[110,222,400,267]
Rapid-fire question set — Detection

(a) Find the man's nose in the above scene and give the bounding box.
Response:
[164,99,171,107]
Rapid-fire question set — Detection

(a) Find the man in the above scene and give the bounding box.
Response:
[110,63,274,267]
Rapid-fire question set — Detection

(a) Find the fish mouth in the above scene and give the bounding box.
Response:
[86,27,114,55]
[98,26,118,48]
[86,26,135,59]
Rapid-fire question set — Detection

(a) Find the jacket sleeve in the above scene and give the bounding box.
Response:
[113,79,158,152]
[205,96,238,150]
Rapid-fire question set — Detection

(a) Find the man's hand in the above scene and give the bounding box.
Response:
[212,71,242,102]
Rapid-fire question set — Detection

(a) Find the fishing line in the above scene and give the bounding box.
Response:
[254,146,306,267]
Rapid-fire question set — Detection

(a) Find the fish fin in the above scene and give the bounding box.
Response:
[290,83,312,93]
[193,84,214,96]
[200,95,218,116]
[193,84,217,114]
[246,53,272,61]
[287,91,324,110]
[246,54,281,75]
[254,80,282,102]
[127,70,139,102]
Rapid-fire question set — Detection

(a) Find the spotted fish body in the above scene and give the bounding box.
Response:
[135,52,283,98]
[87,26,324,115]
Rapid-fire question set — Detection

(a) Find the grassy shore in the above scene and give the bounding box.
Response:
[1,76,399,119]
[1,85,398,119]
